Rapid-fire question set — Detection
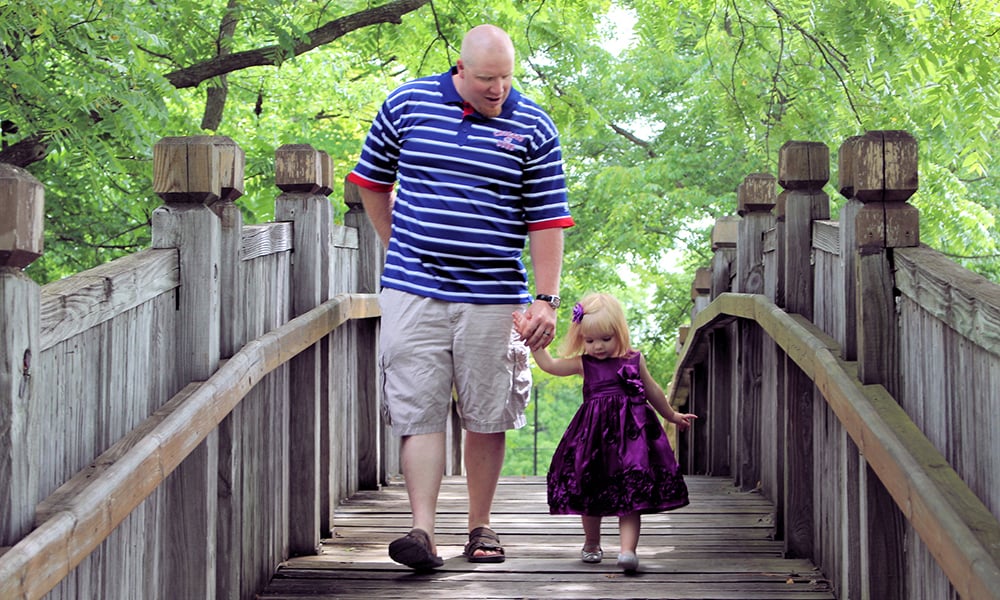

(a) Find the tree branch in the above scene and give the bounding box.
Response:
[165,0,430,89]
[0,135,48,168]
[201,0,242,130]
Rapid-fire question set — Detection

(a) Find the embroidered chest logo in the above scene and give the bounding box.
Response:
[493,130,525,151]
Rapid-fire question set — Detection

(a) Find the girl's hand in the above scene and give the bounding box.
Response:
[671,412,698,431]
[513,306,555,351]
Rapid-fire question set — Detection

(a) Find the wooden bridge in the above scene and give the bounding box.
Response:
[1,131,998,599]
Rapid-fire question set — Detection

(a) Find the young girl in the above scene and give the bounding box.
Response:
[514,292,696,572]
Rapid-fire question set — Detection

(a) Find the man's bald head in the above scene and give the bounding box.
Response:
[454,25,516,118]
[460,24,515,68]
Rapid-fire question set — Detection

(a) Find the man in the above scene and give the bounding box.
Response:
[347,23,573,570]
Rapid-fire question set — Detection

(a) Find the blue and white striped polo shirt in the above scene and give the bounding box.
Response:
[348,68,574,305]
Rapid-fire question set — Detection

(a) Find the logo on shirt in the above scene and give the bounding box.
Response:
[494,130,525,151]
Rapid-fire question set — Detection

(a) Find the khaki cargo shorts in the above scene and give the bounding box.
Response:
[378,288,532,436]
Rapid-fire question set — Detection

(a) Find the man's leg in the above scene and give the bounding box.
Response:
[401,432,447,551]
[465,430,505,558]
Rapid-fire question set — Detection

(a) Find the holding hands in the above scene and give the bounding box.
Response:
[513,304,556,351]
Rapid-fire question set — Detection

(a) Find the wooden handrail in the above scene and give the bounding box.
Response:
[0,293,380,600]
[668,292,1000,600]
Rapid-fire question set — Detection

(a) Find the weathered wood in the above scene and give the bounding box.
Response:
[852,130,918,204]
[38,249,179,350]
[895,244,1000,352]
[214,148,246,600]
[258,477,836,600]
[734,174,774,491]
[762,201,786,542]
[328,225,358,519]
[778,141,829,191]
[276,146,332,556]
[0,164,44,268]
[0,134,392,599]
[152,193,222,600]
[0,293,378,600]
[152,136,222,203]
[344,179,389,488]
[670,292,1000,600]
[894,244,1000,599]
[780,142,829,561]
[706,223,736,478]
[0,269,39,546]
[275,144,326,193]
[241,222,293,260]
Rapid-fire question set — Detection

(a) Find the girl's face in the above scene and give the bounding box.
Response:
[583,329,619,360]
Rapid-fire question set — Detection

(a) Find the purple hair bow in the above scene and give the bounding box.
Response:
[571,302,585,323]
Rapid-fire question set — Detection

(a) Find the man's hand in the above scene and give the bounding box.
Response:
[515,301,557,351]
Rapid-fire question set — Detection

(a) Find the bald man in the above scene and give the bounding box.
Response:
[348,24,574,570]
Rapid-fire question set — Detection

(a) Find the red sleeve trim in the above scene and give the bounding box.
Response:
[347,171,395,193]
[527,216,575,232]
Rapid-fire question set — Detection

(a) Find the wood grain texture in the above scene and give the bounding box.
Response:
[258,477,836,600]
[669,292,1000,600]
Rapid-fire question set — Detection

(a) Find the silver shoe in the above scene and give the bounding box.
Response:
[617,551,639,572]
[581,547,603,563]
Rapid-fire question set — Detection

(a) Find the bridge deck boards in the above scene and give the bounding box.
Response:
[258,476,836,599]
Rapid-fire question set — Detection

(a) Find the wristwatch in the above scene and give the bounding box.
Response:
[535,294,561,308]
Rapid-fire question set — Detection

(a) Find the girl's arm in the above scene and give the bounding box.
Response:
[513,310,582,377]
[531,347,583,377]
[638,354,697,431]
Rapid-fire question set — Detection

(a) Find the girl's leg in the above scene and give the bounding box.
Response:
[617,513,641,572]
[582,515,603,551]
[618,512,641,554]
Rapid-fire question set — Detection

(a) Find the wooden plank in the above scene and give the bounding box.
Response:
[38,249,178,350]
[734,179,773,491]
[258,477,835,600]
[151,198,221,600]
[894,244,1000,353]
[782,185,828,560]
[0,269,39,546]
[276,184,332,556]
[241,222,293,261]
[344,181,388,488]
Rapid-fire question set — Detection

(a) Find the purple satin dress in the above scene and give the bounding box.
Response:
[547,351,689,516]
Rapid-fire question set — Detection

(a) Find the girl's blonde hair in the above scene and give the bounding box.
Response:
[558,292,632,358]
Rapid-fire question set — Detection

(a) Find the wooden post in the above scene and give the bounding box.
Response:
[708,216,738,476]
[687,268,712,474]
[207,137,246,600]
[763,188,787,541]
[734,173,775,491]
[274,144,331,556]
[312,150,338,537]
[343,180,389,485]
[779,140,830,560]
[0,164,44,547]
[852,130,919,600]
[151,136,223,599]
[834,135,865,600]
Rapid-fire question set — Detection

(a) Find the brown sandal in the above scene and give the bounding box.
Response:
[388,528,444,571]
[463,526,506,563]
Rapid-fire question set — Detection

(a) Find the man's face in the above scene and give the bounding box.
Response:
[456,57,513,118]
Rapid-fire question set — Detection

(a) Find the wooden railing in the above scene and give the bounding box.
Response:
[669,131,1000,600]
[0,137,390,599]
